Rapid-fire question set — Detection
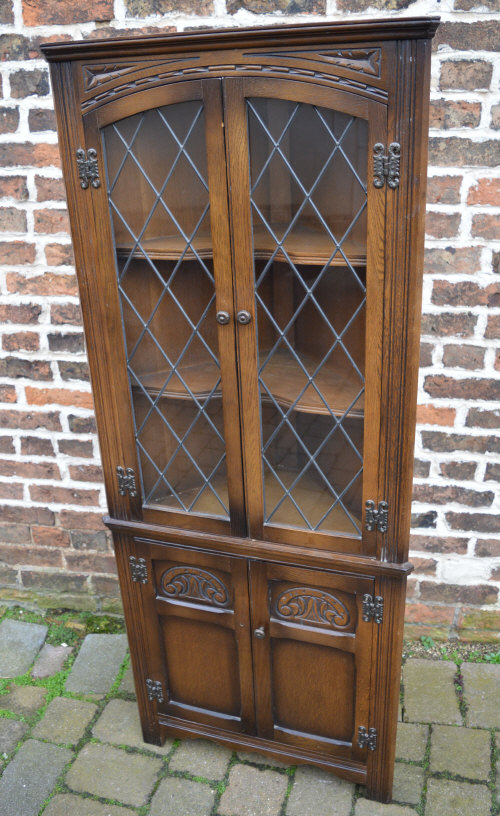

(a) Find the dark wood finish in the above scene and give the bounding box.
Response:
[44,17,437,802]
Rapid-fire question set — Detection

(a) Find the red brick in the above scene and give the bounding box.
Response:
[0,482,23,499]
[405,577,418,600]
[0,544,63,568]
[68,415,96,434]
[432,280,500,308]
[25,387,94,409]
[64,551,116,573]
[426,175,462,205]
[420,313,476,338]
[472,213,500,241]
[28,109,57,132]
[439,461,477,481]
[429,138,499,168]
[475,539,500,558]
[50,302,81,325]
[0,385,16,403]
[30,484,100,506]
[0,303,41,325]
[485,315,500,339]
[425,375,500,402]
[416,405,455,426]
[442,344,485,370]
[411,557,437,575]
[0,0,13,23]
[22,0,114,25]
[10,69,49,98]
[492,104,500,130]
[466,408,500,429]
[70,530,110,551]
[419,343,433,367]
[0,207,26,232]
[35,176,66,202]
[405,603,455,625]
[0,409,61,431]
[495,350,500,372]
[228,0,319,10]
[34,208,70,234]
[69,464,104,482]
[0,523,30,543]
[446,513,500,533]
[83,25,174,40]
[0,107,19,134]
[425,211,461,239]
[413,483,494,507]
[0,142,60,169]
[6,271,77,296]
[0,504,54,525]
[0,459,60,480]
[2,331,39,352]
[0,241,35,264]
[485,463,500,482]
[0,435,14,452]
[58,439,94,458]
[20,435,55,456]
[433,22,499,53]
[414,460,430,478]
[0,357,51,380]
[467,177,500,206]
[58,510,106,531]
[424,247,481,276]
[440,59,493,91]
[429,100,481,130]
[45,243,74,266]
[31,525,70,548]
[421,431,500,454]
[0,176,28,200]
[420,581,498,605]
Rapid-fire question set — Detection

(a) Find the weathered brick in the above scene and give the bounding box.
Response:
[426,175,462,205]
[466,408,500,429]
[47,333,85,353]
[0,357,51,380]
[425,211,460,239]
[337,0,414,7]
[7,271,77,296]
[92,575,120,596]
[21,435,55,456]
[432,280,500,308]
[0,435,15,452]
[10,69,49,98]
[439,461,477,481]
[494,251,500,275]
[0,303,41,325]
[0,385,16,403]
[83,25,173,40]
[45,243,74,266]
[2,331,39,352]
[420,313,476,338]
[422,431,500,454]
[30,484,100,506]
[468,178,500,206]
[442,344,485,370]
[68,414,96,434]
[440,60,493,91]
[447,512,500,534]
[35,176,65,202]
[0,544,63,568]
[429,100,481,130]
[22,0,114,24]
[57,360,90,381]
[125,0,213,14]
[25,387,93,409]
[419,343,433,367]
[0,176,28,200]
[485,315,500,339]
[472,213,500,241]
[485,463,500,482]
[416,405,455,426]
[71,530,110,551]
[424,375,500,402]
[414,460,430,478]
[411,510,437,529]
[0,504,54,525]
[0,482,23,499]
[0,107,19,135]
[405,603,455,625]
[34,208,70,234]
[413,484,494,507]
[28,109,57,132]
[475,539,500,558]
[31,526,70,548]
[421,581,498,605]
[65,551,116,573]
[0,409,61,431]
[0,459,60,480]
[58,438,94,457]
[0,241,35,264]
[0,523,31,543]
[0,0,13,23]
[21,569,88,593]
[59,510,106,531]
[491,104,500,130]
[455,0,498,7]
[433,22,500,53]
[50,303,82,325]
[0,34,33,61]
[0,207,27,232]
[411,535,469,554]
[411,557,437,575]
[0,142,61,169]
[429,138,499,168]
[69,464,104,482]
[228,0,323,11]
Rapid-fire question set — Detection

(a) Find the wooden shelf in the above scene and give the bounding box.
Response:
[117,223,366,267]
[133,348,364,418]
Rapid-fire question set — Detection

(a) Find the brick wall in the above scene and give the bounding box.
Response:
[0,0,498,632]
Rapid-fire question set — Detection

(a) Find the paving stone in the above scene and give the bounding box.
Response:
[286,765,354,816]
[237,749,291,769]
[395,722,429,761]
[392,762,424,805]
[0,739,72,816]
[118,663,136,695]
[170,738,232,779]
[44,793,137,816]
[32,643,72,678]
[0,619,47,677]
[355,802,417,815]
[403,659,461,724]
[218,764,288,816]
[92,698,173,754]
[0,683,47,716]
[425,777,491,816]
[65,741,161,807]
[431,724,490,779]
[32,696,97,746]
[65,633,128,694]
[0,717,28,753]
[150,777,216,816]
[496,733,500,805]
[462,662,500,728]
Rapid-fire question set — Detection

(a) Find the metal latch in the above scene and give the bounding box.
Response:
[373,142,400,189]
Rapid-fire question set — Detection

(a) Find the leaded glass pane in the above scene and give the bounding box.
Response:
[103,101,229,518]
[247,98,367,537]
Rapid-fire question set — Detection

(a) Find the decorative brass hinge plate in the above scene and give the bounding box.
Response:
[146,679,164,703]
[373,142,400,188]
[358,726,377,751]
[76,147,100,189]
[365,500,388,533]
[362,593,384,624]
[117,466,137,497]
[129,555,147,584]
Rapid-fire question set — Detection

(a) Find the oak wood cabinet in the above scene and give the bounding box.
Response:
[43,17,438,801]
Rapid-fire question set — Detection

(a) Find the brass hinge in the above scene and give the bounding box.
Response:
[358,726,377,751]
[365,500,388,533]
[129,555,147,584]
[362,593,384,624]
[373,142,400,189]
[146,678,164,703]
[76,147,100,189]
[117,466,137,497]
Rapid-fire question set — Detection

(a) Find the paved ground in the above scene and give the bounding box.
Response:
[0,615,499,816]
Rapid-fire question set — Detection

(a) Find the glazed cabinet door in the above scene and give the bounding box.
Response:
[83,79,246,537]
[224,78,387,557]
[136,539,255,734]
[249,560,374,766]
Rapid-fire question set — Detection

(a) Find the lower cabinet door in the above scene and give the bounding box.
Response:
[249,560,375,763]
[138,539,255,734]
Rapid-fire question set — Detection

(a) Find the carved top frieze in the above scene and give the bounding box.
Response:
[253,48,381,78]
[160,565,231,608]
[82,58,194,92]
[274,586,351,629]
